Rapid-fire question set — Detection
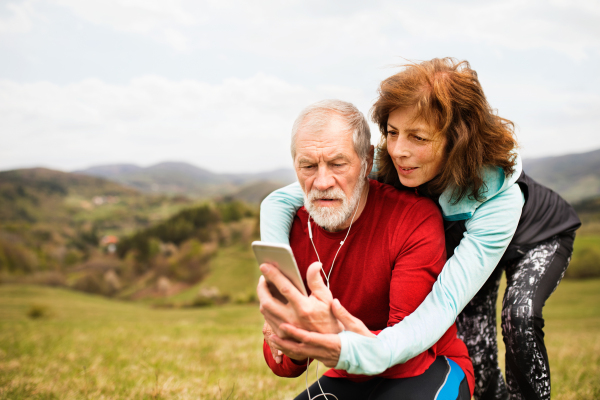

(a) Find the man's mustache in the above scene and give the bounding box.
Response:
[308,188,346,202]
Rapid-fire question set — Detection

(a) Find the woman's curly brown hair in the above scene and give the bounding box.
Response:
[372,58,518,203]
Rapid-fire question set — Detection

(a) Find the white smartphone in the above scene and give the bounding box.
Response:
[252,241,308,299]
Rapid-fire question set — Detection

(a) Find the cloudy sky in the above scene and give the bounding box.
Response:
[1,0,599,173]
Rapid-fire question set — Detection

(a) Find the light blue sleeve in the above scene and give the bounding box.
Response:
[259,182,305,245]
[336,183,525,375]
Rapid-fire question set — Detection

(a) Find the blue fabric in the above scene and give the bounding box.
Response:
[260,181,304,244]
[436,357,466,400]
[260,155,525,376]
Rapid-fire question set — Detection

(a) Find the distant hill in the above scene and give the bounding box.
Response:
[229,181,289,204]
[523,148,600,203]
[0,168,138,224]
[74,162,296,198]
[0,166,259,299]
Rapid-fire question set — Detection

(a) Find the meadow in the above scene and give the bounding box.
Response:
[1,275,599,399]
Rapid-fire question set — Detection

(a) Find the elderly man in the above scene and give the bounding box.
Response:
[257,99,473,400]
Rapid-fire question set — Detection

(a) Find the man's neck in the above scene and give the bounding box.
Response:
[325,181,370,232]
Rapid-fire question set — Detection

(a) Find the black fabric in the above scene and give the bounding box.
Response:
[501,233,574,400]
[455,266,508,400]
[457,233,574,400]
[293,356,470,400]
[509,172,580,247]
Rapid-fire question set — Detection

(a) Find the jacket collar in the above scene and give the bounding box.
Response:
[439,153,522,221]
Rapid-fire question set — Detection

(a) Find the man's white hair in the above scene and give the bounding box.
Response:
[290,99,371,166]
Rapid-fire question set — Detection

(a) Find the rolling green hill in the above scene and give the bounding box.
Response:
[75,162,296,199]
[0,167,260,301]
[523,148,600,203]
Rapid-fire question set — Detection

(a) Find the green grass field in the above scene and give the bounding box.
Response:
[1,278,599,399]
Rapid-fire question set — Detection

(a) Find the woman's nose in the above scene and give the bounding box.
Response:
[390,138,411,159]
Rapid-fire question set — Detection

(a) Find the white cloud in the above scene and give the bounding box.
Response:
[0,75,371,172]
[4,0,599,59]
[0,1,35,34]
[484,81,600,157]
[393,0,600,61]
[39,0,600,59]
[51,0,196,51]
[1,0,599,170]
[2,73,599,172]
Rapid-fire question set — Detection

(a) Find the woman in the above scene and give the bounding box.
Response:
[261,58,581,400]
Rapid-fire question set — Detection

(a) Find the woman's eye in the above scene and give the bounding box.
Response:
[413,135,427,142]
[387,130,398,137]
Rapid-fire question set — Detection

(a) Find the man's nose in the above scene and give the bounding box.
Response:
[313,167,335,191]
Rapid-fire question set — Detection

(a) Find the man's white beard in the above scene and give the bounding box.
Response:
[304,176,367,231]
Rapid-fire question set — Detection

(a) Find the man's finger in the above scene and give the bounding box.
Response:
[269,334,311,362]
[257,276,289,329]
[279,323,312,343]
[260,263,305,304]
[270,331,341,368]
[332,299,375,338]
[305,262,333,301]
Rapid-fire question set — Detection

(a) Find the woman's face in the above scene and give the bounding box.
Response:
[386,107,446,188]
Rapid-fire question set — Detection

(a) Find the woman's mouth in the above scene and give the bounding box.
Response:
[398,166,418,175]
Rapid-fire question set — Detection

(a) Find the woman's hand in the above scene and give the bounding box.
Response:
[269,324,342,368]
[331,298,375,338]
[267,298,376,367]
[257,262,343,338]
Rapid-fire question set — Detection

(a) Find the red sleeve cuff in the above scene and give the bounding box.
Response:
[263,340,308,378]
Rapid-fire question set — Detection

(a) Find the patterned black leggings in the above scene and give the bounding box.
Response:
[455,233,575,400]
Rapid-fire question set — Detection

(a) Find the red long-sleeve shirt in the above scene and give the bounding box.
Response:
[263,180,474,393]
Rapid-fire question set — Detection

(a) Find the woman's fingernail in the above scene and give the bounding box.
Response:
[278,350,283,356]
[260,264,270,273]
[276,356,282,364]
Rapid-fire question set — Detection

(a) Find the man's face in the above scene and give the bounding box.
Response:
[294,114,369,231]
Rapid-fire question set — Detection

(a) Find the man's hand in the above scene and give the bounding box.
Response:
[262,322,283,364]
[267,298,375,367]
[257,261,342,338]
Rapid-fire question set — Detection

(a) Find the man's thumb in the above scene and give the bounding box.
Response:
[306,261,328,294]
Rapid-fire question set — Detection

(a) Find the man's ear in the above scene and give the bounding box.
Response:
[365,145,375,177]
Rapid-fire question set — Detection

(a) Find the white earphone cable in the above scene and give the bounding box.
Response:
[304,186,365,400]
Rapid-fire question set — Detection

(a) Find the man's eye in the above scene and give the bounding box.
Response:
[333,163,345,167]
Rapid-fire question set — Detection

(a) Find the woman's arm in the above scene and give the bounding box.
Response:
[260,182,304,245]
[336,183,525,375]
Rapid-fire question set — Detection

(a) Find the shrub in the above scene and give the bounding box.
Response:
[565,247,600,279]
[0,237,38,273]
[27,303,50,319]
[190,295,215,307]
[190,286,230,307]
[117,204,220,258]
[27,271,66,287]
[233,290,258,304]
[73,272,105,295]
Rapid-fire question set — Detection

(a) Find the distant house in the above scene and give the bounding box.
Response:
[100,235,119,254]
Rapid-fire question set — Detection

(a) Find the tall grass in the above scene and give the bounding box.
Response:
[1,278,599,399]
